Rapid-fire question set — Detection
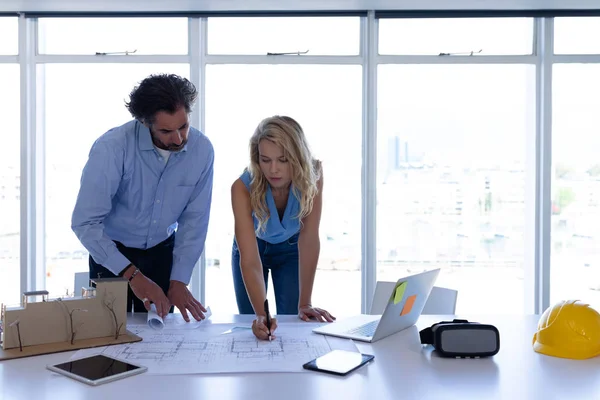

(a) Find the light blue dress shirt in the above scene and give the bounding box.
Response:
[71,120,214,284]
[239,169,301,244]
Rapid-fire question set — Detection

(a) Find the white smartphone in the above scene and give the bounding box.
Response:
[47,354,147,386]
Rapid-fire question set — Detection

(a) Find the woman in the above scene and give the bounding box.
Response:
[231,115,335,340]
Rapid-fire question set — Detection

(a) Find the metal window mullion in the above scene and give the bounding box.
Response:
[197,17,208,306]
[34,55,190,63]
[187,17,206,304]
[19,15,44,297]
[0,56,18,63]
[530,17,553,314]
[539,18,554,314]
[361,11,377,314]
[553,54,600,63]
[203,54,362,65]
[377,55,536,65]
[198,19,207,135]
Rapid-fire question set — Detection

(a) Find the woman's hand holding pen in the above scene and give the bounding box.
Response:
[252,315,278,340]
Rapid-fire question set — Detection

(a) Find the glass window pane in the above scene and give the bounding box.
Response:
[377,65,535,314]
[0,65,20,307]
[38,18,188,55]
[205,65,362,316]
[0,17,18,55]
[378,18,533,55]
[42,64,189,297]
[552,64,600,309]
[207,17,359,55]
[554,17,600,55]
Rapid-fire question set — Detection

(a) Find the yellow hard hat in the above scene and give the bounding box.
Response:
[532,300,600,360]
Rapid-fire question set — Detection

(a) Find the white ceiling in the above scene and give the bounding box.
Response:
[2,0,600,13]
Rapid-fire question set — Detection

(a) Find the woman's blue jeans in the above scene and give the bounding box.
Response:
[232,233,300,315]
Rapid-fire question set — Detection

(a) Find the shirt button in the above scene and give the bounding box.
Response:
[156,200,160,203]
[153,220,157,224]
[149,237,153,241]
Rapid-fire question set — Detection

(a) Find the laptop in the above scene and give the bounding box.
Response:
[312,268,440,343]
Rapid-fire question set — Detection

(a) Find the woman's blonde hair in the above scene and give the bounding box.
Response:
[248,115,321,234]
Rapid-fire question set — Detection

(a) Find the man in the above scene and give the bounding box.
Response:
[71,73,214,322]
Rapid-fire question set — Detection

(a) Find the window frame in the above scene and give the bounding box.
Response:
[15,12,590,316]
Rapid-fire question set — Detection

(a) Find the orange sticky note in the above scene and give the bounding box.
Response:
[401,294,417,316]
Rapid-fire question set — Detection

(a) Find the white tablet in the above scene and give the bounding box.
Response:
[47,354,147,386]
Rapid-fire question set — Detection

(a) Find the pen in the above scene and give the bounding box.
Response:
[264,299,272,341]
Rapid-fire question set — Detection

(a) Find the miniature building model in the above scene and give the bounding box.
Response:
[1,278,128,351]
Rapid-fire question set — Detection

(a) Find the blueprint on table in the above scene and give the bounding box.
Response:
[147,304,213,330]
[71,322,358,374]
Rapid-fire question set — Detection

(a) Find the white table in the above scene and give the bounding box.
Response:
[2,314,600,400]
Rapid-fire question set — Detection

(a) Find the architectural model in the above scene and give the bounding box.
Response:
[1,277,132,353]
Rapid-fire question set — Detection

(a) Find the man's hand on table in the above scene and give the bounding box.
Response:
[168,280,208,322]
[124,265,172,318]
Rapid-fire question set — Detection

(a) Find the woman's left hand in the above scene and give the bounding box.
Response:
[298,305,336,322]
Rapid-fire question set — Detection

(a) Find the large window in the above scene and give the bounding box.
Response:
[377,64,535,314]
[207,17,360,55]
[41,64,189,297]
[0,65,20,307]
[12,12,600,317]
[37,18,188,55]
[204,64,362,316]
[551,64,600,309]
[0,17,18,55]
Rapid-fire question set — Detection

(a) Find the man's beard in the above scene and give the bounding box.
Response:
[152,136,187,152]
[165,141,187,152]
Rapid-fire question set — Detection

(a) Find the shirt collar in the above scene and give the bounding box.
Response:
[138,122,155,151]
[137,121,189,152]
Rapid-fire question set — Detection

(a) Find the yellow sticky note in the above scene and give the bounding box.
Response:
[392,281,407,305]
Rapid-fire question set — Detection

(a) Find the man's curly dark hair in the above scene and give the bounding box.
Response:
[125,73,197,124]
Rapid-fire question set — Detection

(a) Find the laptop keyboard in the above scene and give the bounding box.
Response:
[345,320,379,337]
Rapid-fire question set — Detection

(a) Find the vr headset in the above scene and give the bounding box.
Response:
[419,319,500,358]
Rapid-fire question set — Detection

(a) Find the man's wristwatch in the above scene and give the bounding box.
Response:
[128,268,141,282]
[119,264,139,282]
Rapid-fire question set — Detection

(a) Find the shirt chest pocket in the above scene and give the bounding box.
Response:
[170,185,195,215]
